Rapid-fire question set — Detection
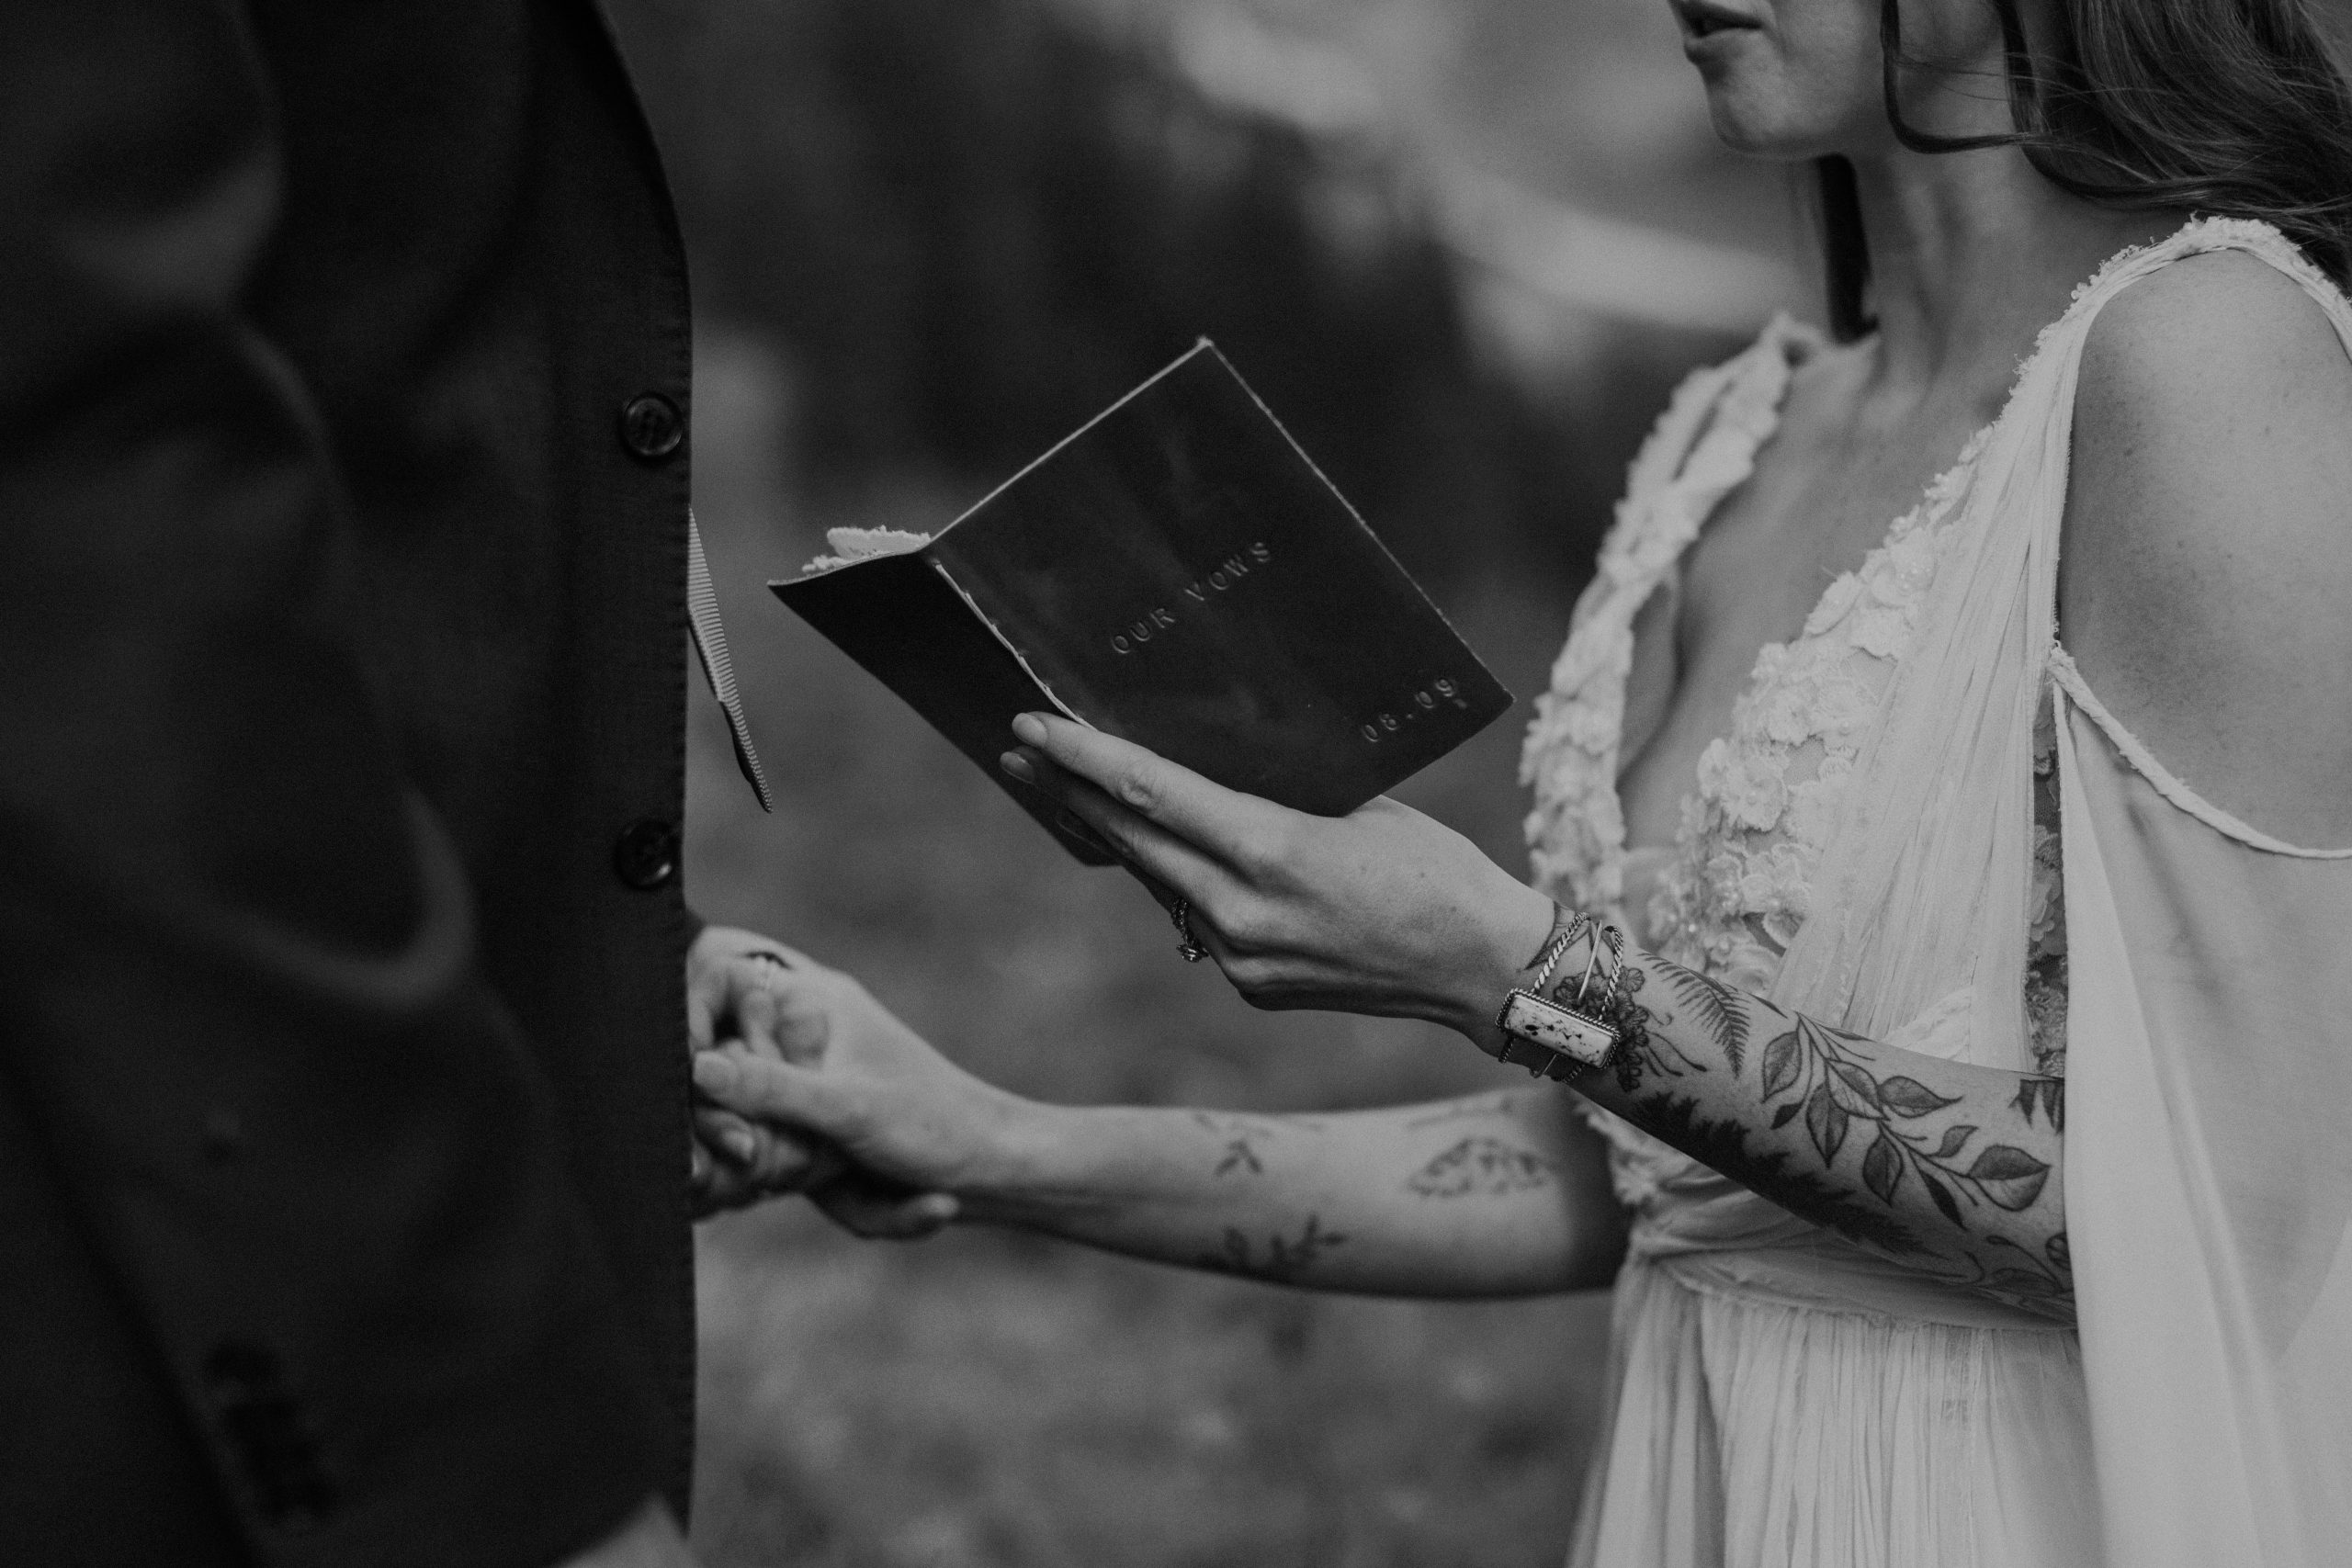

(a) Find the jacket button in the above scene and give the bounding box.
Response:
[617,392,684,461]
[613,818,680,890]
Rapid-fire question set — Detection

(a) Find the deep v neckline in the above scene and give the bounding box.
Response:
[1523,306,2011,921]
[1616,346,2000,859]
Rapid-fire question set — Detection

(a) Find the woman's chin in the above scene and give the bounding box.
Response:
[1701,93,1847,163]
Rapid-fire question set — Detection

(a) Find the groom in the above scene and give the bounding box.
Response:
[2,6,811,1564]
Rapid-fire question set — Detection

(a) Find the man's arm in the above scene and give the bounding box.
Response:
[0,6,669,1558]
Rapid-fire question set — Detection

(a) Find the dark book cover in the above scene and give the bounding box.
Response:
[770,341,1513,863]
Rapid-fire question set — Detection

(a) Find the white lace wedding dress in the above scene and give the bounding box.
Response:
[1519,218,2352,1568]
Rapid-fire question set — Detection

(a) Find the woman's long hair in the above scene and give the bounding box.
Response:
[1817,0,2352,339]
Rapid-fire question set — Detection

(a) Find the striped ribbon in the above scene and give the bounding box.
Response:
[687,513,773,812]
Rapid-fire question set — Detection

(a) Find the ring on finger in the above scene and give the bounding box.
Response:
[1170,898,1209,964]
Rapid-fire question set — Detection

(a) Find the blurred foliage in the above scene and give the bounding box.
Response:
[608,0,1646,590]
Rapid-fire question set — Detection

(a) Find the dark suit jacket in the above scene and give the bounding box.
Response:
[1,4,700,1562]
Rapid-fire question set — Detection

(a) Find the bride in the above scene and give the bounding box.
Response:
[694,1,2352,1562]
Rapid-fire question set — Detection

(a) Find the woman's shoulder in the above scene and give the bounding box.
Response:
[2073,239,2352,586]
[2079,241,2352,421]
[2064,236,2352,844]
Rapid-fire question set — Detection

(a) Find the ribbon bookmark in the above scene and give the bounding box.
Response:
[687,513,774,813]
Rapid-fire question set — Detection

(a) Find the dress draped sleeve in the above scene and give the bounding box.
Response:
[2052,651,2352,1567]
[1751,215,2352,1563]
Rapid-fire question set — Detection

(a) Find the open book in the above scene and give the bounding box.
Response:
[770,341,1510,863]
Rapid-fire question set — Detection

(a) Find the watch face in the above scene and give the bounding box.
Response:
[1500,991,1619,1066]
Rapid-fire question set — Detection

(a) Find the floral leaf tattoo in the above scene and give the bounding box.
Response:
[1878,1077,1962,1119]
[1921,1171,1964,1227]
[2012,1076,2065,1132]
[1657,961,1750,1075]
[1803,1081,1849,1165]
[1634,1091,1927,1258]
[1733,1014,2058,1220]
[1199,1216,1351,1283]
[1962,1145,2053,1212]
[1861,1125,1905,1205]
[1759,1031,1803,1101]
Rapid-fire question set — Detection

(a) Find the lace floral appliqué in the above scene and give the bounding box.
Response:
[1645,435,1986,999]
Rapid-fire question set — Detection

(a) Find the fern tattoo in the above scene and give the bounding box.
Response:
[1656,959,1750,1075]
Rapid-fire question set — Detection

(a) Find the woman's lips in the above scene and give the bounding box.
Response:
[1676,0,1764,40]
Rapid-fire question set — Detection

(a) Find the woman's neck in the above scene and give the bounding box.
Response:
[1847,147,2181,407]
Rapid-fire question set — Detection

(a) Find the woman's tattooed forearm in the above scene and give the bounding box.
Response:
[1405,1136,1557,1199]
[1590,953,2072,1318]
[1629,1089,2074,1320]
[1752,1013,2054,1220]
[1196,1215,1350,1282]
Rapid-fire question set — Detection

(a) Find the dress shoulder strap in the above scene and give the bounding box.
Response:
[1521,313,1814,909]
[2049,649,2352,859]
[2028,217,2352,391]
[1591,312,1815,598]
[2032,219,2352,855]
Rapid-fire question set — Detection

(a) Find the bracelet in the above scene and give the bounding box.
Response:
[1493,908,1625,1083]
[1579,922,1628,1016]
[1525,911,1589,998]
[1489,909,1587,1079]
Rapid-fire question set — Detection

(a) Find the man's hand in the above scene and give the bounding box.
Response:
[691,963,1003,1242]
[557,1497,697,1568]
[685,925,834,1216]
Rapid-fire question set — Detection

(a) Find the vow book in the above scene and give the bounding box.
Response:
[770,340,1511,863]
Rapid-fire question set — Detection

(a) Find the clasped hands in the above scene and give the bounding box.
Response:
[684,924,957,1235]
[687,714,1554,1232]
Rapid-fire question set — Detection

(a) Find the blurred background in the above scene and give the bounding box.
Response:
[603,1,1808,1562]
